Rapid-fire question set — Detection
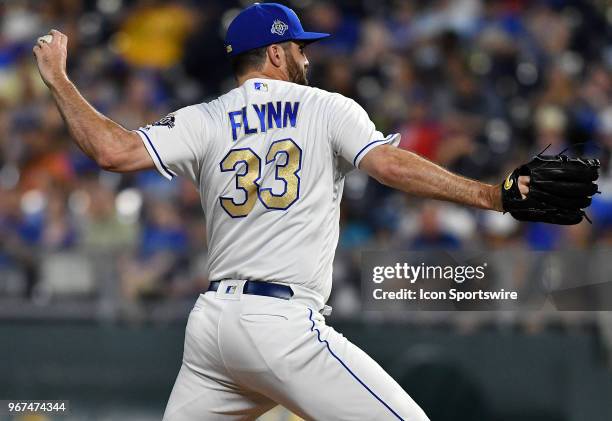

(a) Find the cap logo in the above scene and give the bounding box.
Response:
[271,20,289,36]
[226,45,232,53]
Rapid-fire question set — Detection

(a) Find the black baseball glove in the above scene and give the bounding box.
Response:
[501,153,600,225]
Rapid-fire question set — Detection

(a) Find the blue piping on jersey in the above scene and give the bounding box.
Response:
[307,308,404,420]
[352,134,395,167]
[137,129,175,179]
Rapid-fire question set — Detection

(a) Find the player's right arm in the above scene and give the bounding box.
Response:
[33,30,153,173]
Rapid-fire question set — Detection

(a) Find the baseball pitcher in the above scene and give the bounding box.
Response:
[33,3,598,420]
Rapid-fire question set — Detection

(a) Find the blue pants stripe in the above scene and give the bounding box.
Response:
[308,308,404,420]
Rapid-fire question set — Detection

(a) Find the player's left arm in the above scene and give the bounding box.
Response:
[359,144,529,212]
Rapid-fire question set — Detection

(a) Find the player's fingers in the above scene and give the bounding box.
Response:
[60,33,68,49]
[518,175,530,199]
[49,29,63,45]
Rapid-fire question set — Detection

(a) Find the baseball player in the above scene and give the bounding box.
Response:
[33,3,598,420]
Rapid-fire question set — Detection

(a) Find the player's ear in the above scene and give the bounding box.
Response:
[267,44,284,68]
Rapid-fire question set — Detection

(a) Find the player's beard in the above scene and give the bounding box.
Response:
[287,53,308,86]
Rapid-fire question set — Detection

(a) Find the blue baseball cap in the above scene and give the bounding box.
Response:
[225,3,329,57]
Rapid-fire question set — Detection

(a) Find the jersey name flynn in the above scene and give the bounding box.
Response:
[228,101,299,141]
[135,79,400,301]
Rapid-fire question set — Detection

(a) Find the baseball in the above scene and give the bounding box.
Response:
[37,34,53,44]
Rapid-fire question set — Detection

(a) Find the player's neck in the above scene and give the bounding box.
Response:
[237,69,288,86]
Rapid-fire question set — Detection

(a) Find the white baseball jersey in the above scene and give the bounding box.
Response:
[135,78,399,301]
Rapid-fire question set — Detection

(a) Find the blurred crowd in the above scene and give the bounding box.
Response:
[1,0,612,322]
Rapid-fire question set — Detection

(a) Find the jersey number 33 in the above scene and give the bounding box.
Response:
[219,138,302,218]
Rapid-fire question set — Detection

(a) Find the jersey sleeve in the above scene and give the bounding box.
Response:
[328,94,400,169]
[134,104,208,183]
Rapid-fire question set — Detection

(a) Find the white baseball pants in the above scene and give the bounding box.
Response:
[162,280,429,421]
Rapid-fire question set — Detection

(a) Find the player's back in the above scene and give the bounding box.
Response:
[201,79,343,300]
[136,78,399,300]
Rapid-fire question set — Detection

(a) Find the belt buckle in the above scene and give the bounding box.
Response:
[216,280,246,300]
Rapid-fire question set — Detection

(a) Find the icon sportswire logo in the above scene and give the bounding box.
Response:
[271,20,288,36]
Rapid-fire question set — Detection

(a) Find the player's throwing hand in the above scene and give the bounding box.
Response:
[33,29,68,87]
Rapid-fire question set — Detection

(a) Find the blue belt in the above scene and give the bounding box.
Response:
[208,280,294,300]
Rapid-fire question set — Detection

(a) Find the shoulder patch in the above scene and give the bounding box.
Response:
[152,113,176,129]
